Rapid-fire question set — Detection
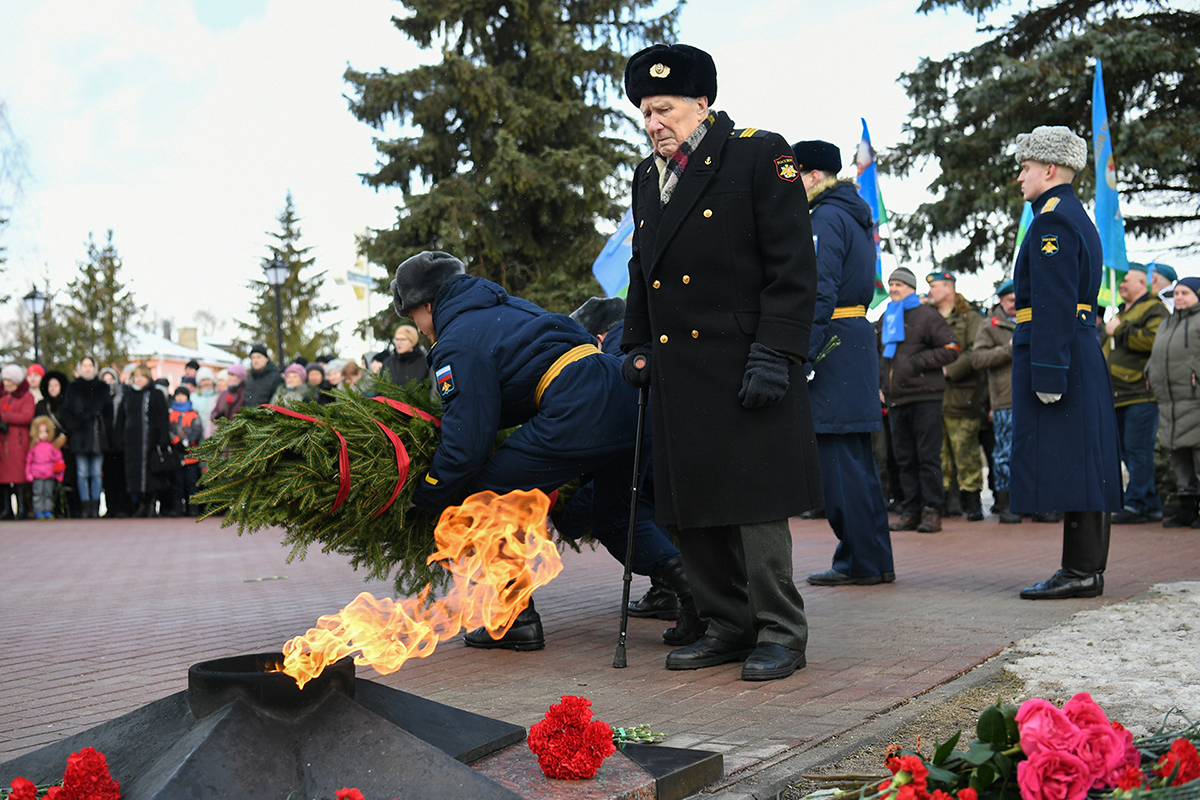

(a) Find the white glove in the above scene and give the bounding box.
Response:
[806,366,816,382]
[1036,392,1063,404]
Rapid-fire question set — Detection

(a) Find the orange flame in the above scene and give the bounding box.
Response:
[281,489,563,688]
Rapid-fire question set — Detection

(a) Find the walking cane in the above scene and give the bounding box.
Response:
[614,358,649,668]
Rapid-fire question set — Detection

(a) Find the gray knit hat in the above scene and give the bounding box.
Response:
[1014,126,1088,172]
[391,251,466,315]
[888,267,918,289]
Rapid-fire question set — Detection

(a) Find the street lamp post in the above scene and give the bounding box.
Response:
[263,255,289,365]
[23,288,49,364]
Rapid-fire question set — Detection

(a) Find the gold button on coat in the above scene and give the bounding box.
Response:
[652,280,661,289]
[659,334,669,344]
[691,330,699,338]
[703,209,712,218]
[682,275,690,284]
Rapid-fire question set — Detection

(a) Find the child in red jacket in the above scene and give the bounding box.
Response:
[26,416,65,519]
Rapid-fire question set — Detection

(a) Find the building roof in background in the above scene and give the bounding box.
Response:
[127,328,241,367]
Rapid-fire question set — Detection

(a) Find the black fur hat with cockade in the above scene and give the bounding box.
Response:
[624,44,717,108]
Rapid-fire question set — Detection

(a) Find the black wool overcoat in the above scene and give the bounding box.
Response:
[623,110,822,529]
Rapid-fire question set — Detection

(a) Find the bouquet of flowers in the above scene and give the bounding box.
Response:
[527,696,618,780]
[808,694,1199,800]
[3,747,120,800]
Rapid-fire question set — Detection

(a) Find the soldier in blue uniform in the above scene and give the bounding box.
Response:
[791,139,895,587]
[391,251,702,648]
[1009,126,1122,600]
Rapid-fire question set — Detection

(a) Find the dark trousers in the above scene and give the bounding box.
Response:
[1115,401,1161,515]
[817,432,894,578]
[887,399,945,515]
[470,445,678,577]
[674,520,807,650]
[171,463,201,508]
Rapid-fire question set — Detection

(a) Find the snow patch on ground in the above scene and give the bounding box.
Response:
[1004,581,1200,737]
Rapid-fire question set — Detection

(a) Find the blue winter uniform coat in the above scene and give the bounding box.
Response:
[1010,183,1122,513]
[806,180,881,434]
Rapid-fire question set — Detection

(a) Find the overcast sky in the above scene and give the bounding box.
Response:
[2,0,1186,355]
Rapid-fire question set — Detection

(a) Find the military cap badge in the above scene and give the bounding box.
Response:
[775,155,799,182]
[650,63,670,78]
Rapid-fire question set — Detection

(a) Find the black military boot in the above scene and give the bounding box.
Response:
[1163,496,1199,528]
[944,488,963,518]
[626,577,680,620]
[463,599,545,651]
[653,556,705,647]
[962,491,984,521]
[15,486,31,521]
[1020,511,1105,599]
[993,491,1022,524]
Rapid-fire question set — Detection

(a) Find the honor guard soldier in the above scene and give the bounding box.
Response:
[1010,126,1122,599]
[790,139,895,587]
[621,44,820,681]
[392,251,701,649]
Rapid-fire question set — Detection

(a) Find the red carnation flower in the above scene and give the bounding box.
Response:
[336,790,366,800]
[1116,763,1147,791]
[956,788,978,800]
[527,695,616,780]
[7,777,38,800]
[1155,738,1200,787]
[59,747,121,800]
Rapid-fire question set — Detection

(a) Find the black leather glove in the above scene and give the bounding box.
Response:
[738,343,791,409]
[621,346,653,388]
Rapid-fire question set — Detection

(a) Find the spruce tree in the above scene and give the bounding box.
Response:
[886,0,1200,274]
[345,0,679,325]
[238,192,339,363]
[58,230,143,368]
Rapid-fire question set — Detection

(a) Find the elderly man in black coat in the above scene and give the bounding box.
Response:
[620,44,821,681]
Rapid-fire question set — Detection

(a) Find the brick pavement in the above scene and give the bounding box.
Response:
[2,512,1197,796]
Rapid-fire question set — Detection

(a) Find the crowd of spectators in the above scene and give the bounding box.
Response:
[0,332,430,520]
[874,261,1190,530]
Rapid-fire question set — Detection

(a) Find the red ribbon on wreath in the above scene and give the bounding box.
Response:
[265,404,351,514]
[367,396,442,516]
[372,396,442,427]
[371,420,409,518]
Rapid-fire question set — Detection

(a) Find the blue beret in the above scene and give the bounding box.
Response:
[926,270,955,284]
[997,279,1015,297]
[1150,262,1178,282]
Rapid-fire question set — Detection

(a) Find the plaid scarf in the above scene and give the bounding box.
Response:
[657,112,716,207]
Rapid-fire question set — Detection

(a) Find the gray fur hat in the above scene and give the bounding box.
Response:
[391,251,466,315]
[569,296,626,336]
[1015,126,1088,172]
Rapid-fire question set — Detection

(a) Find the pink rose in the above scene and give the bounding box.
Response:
[1017,749,1092,800]
[1062,693,1110,729]
[1016,699,1083,757]
[1102,723,1141,788]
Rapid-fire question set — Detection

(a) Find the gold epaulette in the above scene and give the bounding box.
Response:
[730,128,768,139]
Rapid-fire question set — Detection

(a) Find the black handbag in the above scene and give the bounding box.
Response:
[151,444,186,474]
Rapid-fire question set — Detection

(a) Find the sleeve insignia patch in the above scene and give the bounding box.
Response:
[435,364,456,397]
[775,155,799,182]
[1040,235,1060,256]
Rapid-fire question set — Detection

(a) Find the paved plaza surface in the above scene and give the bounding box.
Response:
[2,511,1197,798]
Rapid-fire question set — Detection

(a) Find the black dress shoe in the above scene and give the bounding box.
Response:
[626,584,680,620]
[1111,508,1148,525]
[665,635,754,671]
[1019,570,1104,600]
[881,571,896,583]
[807,569,882,586]
[463,606,545,651]
[741,643,806,681]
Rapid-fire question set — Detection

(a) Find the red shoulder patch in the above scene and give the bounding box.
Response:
[774,155,799,182]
